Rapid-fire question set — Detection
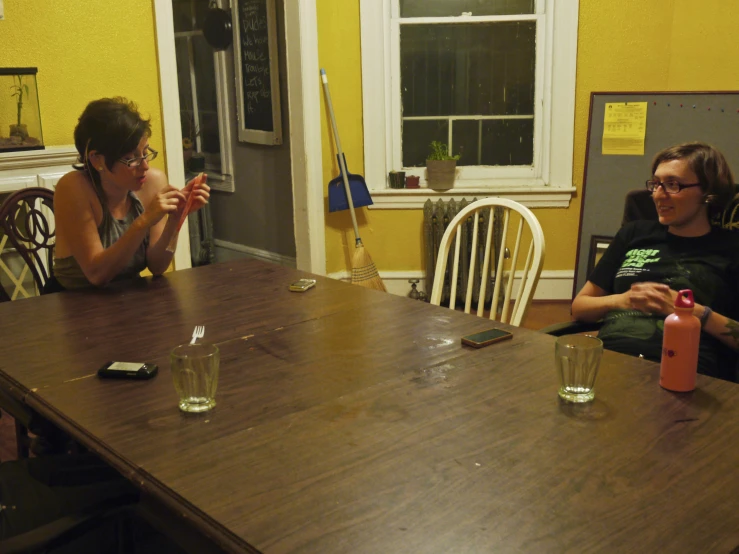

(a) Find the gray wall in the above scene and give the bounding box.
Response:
[210,0,295,259]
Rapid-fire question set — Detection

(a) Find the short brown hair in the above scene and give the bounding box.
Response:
[651,142,736,214]
[74,97,151,171]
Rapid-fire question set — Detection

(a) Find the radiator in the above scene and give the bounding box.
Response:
[188,202,215,266]
[423,198,505,309]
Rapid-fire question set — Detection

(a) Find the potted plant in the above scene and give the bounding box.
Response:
[426,141,460,190]
[10,74,29,141]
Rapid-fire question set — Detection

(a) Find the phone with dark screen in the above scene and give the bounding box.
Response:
[97,361,158,380]
[461,328,513,348]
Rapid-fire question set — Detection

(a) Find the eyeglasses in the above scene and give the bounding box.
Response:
[117,148,158,168]
[645,179,702,194]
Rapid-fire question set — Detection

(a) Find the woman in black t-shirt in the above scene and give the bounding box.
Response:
[572,142,739,380]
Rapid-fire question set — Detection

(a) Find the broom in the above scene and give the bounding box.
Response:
[321,69,386,292]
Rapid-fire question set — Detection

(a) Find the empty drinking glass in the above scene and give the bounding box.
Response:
[555,335,603,403]
[170,343,220,413]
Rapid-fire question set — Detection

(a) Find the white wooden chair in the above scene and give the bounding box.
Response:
[429,198,545,327]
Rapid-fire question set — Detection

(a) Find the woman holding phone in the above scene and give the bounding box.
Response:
[50,97,210,290]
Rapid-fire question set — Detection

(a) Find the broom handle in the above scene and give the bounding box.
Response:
[320,69,362,247]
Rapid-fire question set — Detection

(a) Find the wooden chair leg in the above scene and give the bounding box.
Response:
[16,419,30,459]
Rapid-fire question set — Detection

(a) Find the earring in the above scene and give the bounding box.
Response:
[97,167,104,171]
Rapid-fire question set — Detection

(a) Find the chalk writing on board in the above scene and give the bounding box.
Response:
[239,0,273,132]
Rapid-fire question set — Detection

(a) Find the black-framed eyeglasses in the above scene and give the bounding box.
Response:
[645,179,702,194]
[117,148,158,168]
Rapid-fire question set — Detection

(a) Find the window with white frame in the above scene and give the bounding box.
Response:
[360,0,578,207]
[173,0,234,191]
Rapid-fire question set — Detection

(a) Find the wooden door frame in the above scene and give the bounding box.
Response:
[152,0,326,274]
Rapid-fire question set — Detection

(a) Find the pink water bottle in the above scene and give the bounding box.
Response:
[660,289,700,392]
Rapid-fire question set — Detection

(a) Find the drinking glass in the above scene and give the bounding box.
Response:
[555,335,603,403]
[170,343,220,412]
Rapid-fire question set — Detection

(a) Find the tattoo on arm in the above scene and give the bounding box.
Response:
[721,319,739,347]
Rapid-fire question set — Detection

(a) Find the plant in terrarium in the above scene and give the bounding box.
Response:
[10,74,30,140]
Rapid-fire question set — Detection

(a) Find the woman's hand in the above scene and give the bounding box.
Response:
[572,281,678,323]
[142,185,186,227]
[626,282,678,316]
[182,173,211,215]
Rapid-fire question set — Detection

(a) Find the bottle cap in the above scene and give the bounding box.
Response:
[675,289,695,309]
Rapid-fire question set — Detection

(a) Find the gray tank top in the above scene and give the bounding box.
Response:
[54,191,149,289]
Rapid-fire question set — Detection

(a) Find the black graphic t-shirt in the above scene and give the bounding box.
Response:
[589,220,739,380]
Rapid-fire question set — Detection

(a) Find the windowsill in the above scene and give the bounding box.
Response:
[0,145,78,171]
[188,169,234,193]
[367,185,576,209]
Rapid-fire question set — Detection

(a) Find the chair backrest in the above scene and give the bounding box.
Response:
[622,187,739,229]
[430,197,545,327]
[0,187,55,302]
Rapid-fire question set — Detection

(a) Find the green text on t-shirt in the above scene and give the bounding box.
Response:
[621,248,661,269]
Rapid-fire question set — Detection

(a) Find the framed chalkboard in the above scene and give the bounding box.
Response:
[231,0,282,145]
[574,91,739,298]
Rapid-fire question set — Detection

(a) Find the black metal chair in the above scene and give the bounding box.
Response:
[0,187,56,459]
[0,186,55,301]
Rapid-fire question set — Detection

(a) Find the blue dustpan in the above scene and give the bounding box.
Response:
[328,154,373,212]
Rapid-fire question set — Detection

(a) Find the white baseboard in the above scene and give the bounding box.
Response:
[214,239,297,268]
[327,269,574,300]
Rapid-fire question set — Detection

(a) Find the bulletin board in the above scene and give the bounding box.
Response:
[573,91,739,298]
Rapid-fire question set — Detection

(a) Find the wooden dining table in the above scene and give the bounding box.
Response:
[1,258,738,553]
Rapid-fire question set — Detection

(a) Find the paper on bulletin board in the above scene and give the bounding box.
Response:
[602,102,648,155]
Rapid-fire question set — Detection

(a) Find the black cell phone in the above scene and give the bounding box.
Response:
[461,328,513,348]
[97,361,159,380]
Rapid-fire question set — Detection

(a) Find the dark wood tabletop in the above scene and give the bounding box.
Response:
[1,259,738,553]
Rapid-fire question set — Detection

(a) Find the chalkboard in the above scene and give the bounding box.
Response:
[574,91,739,298]
[232,0,282,145]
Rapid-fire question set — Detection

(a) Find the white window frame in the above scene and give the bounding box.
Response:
[173,0,235,193]
[359,0,578,209]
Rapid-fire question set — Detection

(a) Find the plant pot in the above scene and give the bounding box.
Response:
[388,170,406,189]
[426,159,456,190]
[183,147,194,166]
[188,153,206,172]
[9,124,29,140]
[406,175,420,188]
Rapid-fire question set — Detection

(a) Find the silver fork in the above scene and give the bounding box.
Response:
[190,325,205,345]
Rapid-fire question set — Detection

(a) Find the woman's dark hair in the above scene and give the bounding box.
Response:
[73,97,151,176]
[651,142,736,215]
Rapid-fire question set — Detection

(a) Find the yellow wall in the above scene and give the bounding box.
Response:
[0,0,164,167]
[317,0,739,276]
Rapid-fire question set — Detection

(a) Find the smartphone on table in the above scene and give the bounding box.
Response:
[461,328,513,348]
[289,278,317,292]
[98,361,159,380]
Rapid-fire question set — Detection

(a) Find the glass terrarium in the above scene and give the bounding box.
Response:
[0,67,44,153]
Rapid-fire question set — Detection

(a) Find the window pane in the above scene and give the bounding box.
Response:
[483,119,533,166]
[401,22,535,117]
[193,0,211,29]
[402,120,449,167]
[452,119,533,166]
[173,0,194,32]
[199,111,221,157]
[175,38,194,140]
[401,22,535,167]
[192,36,220,160]
[400,0,534,17]
[173,0,212,32]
